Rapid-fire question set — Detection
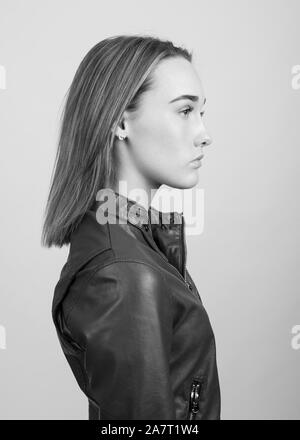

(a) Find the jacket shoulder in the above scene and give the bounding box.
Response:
[61,259,173,349]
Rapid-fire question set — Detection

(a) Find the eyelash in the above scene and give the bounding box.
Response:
[181,106,205,118]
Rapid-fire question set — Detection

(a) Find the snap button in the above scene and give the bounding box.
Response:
[187,282,193,290]
[144,224,149,231]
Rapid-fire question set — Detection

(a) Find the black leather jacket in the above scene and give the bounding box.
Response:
[52,189,221,420]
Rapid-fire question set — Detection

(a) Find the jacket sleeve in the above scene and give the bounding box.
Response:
[62,260,176,420]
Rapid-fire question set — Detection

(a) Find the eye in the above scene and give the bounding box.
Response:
[181,106,205,118]
[181,106,193,117]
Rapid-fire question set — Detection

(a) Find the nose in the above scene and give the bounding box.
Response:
[195,119,212,148]
[201,133,212,147]
[195,131,212,149]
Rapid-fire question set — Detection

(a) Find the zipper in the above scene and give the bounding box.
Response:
[188,378,202,420]
[180,214,201,302]
[181,214,187,281]
[161,248,200,302]
[140,217,201,302]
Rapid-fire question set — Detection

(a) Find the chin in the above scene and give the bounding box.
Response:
[164,173,199,190]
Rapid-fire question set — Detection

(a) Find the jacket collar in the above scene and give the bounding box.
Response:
[90,188,187,279]
[91,188,183,228]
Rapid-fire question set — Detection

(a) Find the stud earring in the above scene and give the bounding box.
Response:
[118,134,127,140]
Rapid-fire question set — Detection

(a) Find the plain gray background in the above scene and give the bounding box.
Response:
[0,0,299,419]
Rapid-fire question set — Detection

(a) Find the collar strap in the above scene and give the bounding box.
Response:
[92,188,183,230]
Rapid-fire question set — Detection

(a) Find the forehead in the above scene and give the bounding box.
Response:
[150,57,205,102]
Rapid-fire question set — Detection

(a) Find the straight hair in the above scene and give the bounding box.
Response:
[41,34,192,248]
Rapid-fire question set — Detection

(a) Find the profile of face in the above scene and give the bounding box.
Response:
[116,56,212,191]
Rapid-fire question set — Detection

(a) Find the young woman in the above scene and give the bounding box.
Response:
[41,34,221,420]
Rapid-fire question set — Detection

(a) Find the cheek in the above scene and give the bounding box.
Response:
[132,115,189,175]
[139,137,182,173]
[137,143,188,185]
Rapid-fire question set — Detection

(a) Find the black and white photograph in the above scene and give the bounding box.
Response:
[0,0,299,423]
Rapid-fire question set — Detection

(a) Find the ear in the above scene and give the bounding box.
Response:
[111,111,130,138]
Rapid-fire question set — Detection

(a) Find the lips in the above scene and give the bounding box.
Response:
[192,154,204,162]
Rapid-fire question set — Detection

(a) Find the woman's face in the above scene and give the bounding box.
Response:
[121,56,212,190]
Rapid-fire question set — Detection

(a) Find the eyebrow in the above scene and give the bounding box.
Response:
[169,95,206,105]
